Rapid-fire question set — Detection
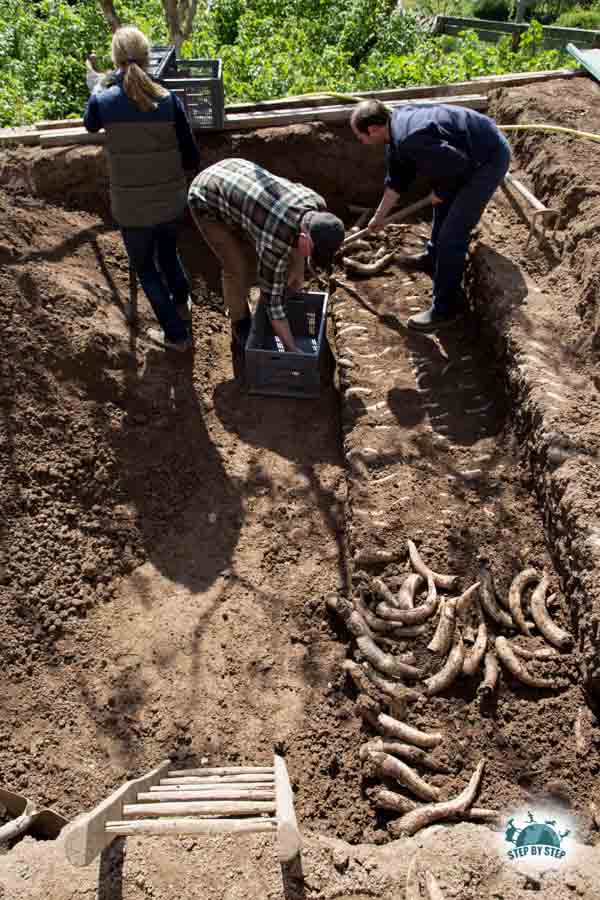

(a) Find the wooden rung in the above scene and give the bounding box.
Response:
[123,800,276,818]
[159,774,275,785]
[149,781,273,792]
[137,789,275,802]
[105,817,278,836]
[169,766,274,777]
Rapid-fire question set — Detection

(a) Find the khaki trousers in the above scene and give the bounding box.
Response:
[192,212,257,324]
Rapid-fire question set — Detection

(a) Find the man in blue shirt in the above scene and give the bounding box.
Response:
[351,100,511,332]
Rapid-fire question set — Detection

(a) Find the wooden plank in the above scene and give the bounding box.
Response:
[39,129,105,148]
[35,118,84,131]
[105,816,278,835]
[437,14,600,47]
[442,24,598,49]
[169,766,274,776]
[274,755,301,863]
[0,131,40,147]
[136,789,276,802]
[123,800,276,817]
[149,780,274,792]
[440,15,529,34]
[64,760,170,867]
[439,14,600,41]
[441,25,503,41]
[222,95,487,130]
[158,774,275,785]
[32,67,580,138]
[31,95,486,147]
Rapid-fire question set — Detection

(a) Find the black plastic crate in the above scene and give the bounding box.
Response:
[148,45,177,80]
[245,292,330,399]
[163,59,224,130]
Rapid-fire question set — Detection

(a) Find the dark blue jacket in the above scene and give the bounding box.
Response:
[84,73,200,227]
[386,104,504,201]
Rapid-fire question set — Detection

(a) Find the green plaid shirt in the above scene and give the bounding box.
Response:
[188,158,326,320]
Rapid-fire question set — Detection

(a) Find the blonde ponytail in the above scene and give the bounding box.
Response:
[111,26,169,113]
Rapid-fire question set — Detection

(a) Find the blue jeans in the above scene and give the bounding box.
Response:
[121,221,190,343]
[426,132,512,313]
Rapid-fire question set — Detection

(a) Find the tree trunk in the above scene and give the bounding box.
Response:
[161,0,200,50]
[98,0,121,33]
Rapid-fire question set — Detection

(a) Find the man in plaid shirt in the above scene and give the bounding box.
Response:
[188,158,344,373]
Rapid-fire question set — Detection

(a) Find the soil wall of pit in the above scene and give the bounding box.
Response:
[471,83,600,695]
[0,122,420,221]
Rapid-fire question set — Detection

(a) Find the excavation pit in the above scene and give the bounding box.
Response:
[1,72,600,899]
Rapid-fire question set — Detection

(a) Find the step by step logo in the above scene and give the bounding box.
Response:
[504,810,570,863]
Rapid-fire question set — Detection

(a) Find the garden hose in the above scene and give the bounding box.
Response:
[499,123,600,143]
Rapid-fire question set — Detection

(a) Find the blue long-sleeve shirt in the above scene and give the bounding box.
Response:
[386,104,504,201]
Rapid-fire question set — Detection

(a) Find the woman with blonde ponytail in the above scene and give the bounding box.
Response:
[84,26,200,351]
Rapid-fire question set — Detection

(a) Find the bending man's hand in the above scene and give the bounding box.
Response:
[367,215,386,232]
[287,275,304,294]
[272,317,300,353]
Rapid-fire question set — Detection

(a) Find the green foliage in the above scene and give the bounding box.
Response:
[0,0,170,124]
[207,0,243,46]
[472,0,511,21]
[0,0,571,127]
[555,4,600,26]
[407,0,475,17]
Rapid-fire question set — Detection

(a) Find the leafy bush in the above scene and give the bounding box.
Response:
[555,4,600,26]
[0,0,572,127]
[0,0,169,123]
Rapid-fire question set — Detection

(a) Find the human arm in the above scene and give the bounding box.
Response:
[272,318,299,353]
[258,251,301,352]
[83,92,102,133]
[369,186,401,231]
[173,94,201,173]
[286,245,305,294]
[85,53,102,93]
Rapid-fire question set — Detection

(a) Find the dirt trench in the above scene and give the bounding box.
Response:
[1,74,600,897]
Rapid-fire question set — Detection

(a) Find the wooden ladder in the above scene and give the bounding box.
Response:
[65,755,300,867]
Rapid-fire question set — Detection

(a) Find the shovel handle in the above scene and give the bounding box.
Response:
[342,194,433,249]
[0,811,36,842]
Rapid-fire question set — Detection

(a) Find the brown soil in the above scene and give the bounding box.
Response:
[1,73,600,900]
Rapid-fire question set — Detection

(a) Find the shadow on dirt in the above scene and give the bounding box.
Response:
[281,855,307,900]
[109,348,243,596]
[97,837,125,900]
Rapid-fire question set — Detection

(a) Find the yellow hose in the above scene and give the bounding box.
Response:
[500,123,600,143]
[281,91,365,104]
